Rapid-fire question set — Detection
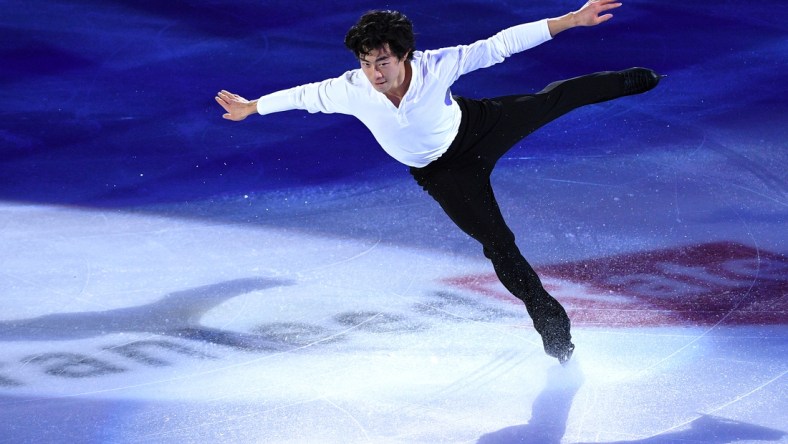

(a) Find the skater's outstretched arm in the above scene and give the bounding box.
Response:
[548,0,622,36]
[215,90,258,121]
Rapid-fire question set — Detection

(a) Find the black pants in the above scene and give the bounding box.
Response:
[409,70,635,351]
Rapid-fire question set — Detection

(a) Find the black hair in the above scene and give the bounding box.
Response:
[344,10,415,62]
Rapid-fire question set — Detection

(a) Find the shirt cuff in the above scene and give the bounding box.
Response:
[256,89,295,115]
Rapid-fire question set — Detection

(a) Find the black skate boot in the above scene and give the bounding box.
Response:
[541,325,575,365]
[528,296,575,365]
[619,67,662,96]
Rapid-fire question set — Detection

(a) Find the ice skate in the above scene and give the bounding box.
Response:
[528,295,575,364]
[619,67,662,96]
[539,320,575,365]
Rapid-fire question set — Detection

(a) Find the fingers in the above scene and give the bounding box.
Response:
[215,90,241,111]
[595,3,619,24]
[597,13,614,23]
[216,90,233,103]
[577,0,621,26]
[215,95,231,111]
[585,0,621,12]
[215,90,250,121]
[215,93,236,119]
[602,2,622,11]
[595,0,621,12]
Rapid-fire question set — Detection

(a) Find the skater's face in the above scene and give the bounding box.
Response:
[359,44,410,96]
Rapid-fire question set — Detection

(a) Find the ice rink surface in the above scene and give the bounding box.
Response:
[1,1,786,443]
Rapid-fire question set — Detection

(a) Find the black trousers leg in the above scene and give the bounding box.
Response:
[411,157,573,357]
[460,70,636,164]
[410,70,645,358]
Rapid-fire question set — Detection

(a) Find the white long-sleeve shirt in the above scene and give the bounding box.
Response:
[256,19,552,167]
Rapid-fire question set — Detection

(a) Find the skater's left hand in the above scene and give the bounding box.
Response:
[573,0,622,27]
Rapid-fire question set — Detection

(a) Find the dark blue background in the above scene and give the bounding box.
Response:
[1,1,786,209]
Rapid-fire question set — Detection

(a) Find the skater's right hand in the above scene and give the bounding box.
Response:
[215,90,258,121]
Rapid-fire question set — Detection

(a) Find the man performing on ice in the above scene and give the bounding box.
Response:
[215,0,661,364]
